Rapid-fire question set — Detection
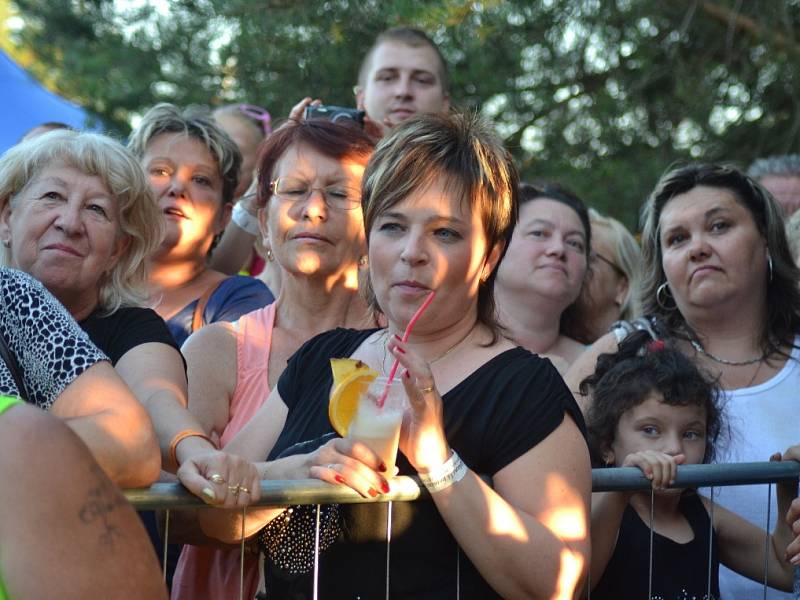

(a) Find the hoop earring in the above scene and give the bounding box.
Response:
[656,282,676,311]
[266,248,274,262]
[767,252,773,283]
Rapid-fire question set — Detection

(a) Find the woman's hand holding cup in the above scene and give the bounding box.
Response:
[388,337,451,473]
[307,436,391,499]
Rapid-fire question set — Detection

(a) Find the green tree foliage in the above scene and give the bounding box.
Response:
[6,0,800,226]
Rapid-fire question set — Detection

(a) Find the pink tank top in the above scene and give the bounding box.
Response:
[172,303,276,600]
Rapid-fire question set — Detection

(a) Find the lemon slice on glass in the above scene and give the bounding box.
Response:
[328,358,379,436]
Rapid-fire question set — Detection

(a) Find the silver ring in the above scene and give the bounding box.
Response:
[209,473,225,484]
[326,463,337,471]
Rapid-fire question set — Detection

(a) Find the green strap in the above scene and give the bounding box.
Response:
[0,395,21,416]
[0,395,21,599]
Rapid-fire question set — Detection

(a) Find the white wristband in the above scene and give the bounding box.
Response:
[418,450,468,493]
[232,202,261,236]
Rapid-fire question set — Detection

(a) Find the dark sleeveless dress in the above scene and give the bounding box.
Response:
[592,492,720,599]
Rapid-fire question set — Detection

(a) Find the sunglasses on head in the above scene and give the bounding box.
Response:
[238,104,272,135]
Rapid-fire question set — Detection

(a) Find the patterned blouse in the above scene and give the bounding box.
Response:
[0,268,108,409]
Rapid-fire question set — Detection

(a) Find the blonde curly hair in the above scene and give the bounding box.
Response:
[0,130,163,313]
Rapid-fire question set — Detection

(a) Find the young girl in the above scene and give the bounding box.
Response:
[581,331,798,598]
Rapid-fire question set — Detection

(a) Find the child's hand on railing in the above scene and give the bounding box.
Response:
[622,451,686,490]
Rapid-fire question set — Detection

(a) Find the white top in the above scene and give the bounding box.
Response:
[714,336,799,599]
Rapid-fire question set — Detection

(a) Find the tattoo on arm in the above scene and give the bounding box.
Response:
[78,465,128,549]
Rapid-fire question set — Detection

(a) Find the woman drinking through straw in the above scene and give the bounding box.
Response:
[200,112,591,599]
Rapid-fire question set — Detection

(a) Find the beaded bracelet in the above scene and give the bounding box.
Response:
[169,429,217,467]
[232,202,261,236]
[418,450,468,493]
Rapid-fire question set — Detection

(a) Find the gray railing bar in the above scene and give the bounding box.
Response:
[125,462,800,509]
[591,461,800,492]
[126,475,429,510]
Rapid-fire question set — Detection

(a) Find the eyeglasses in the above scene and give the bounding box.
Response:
[269,176,361,211]
[590,251,626,278]
[239,104,272,135]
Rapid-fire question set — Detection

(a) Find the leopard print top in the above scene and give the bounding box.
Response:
[0,268,108,408]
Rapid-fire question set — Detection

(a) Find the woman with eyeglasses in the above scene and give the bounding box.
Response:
[574,208,643,342]
[493,181,591,368]
[128,103,274,348]
[171,119,375,600]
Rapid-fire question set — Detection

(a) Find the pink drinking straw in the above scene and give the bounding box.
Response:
[377,290,436,407]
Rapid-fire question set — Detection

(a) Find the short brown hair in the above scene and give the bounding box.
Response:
[361,111,518,339]
[128,103,242,205]
[256,120,375,208]
[357,27,449,91]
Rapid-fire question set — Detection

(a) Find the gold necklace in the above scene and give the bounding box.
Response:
[429,327,476,365]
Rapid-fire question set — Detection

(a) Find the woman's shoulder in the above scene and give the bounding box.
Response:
[206,274,274,321]
[454,343,571,406]
[0,267,54,302]
[552,334,587,365]
[81,305,179,364]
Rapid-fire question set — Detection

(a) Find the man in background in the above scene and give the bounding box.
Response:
[217,27,452,275]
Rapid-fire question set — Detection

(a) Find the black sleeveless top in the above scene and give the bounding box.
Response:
[263,327,587,599]
[592,492,720,599]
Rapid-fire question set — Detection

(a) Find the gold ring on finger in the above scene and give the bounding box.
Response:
[418,385,435,394]
[238,485,250,494]
[228,484,241,495]
[209,473,225,484]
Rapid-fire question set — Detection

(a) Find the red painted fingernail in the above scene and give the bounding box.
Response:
[394,334,402,341]
[395,347,405,354]
[404,370,411,379]
[378,461,387,472]
[381,481,390,494]
[334,475,346,485]
[368,488,378,498]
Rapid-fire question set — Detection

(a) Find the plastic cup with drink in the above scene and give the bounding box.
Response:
[348,377,406,475]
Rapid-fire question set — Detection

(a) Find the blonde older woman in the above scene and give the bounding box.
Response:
[0,130,259,502]
[576,208,643,342]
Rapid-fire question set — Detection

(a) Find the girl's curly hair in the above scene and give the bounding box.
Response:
[580,330,725,466]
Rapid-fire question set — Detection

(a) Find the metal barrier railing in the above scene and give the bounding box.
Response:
[124,461,800,599]
[125,461,800,507]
